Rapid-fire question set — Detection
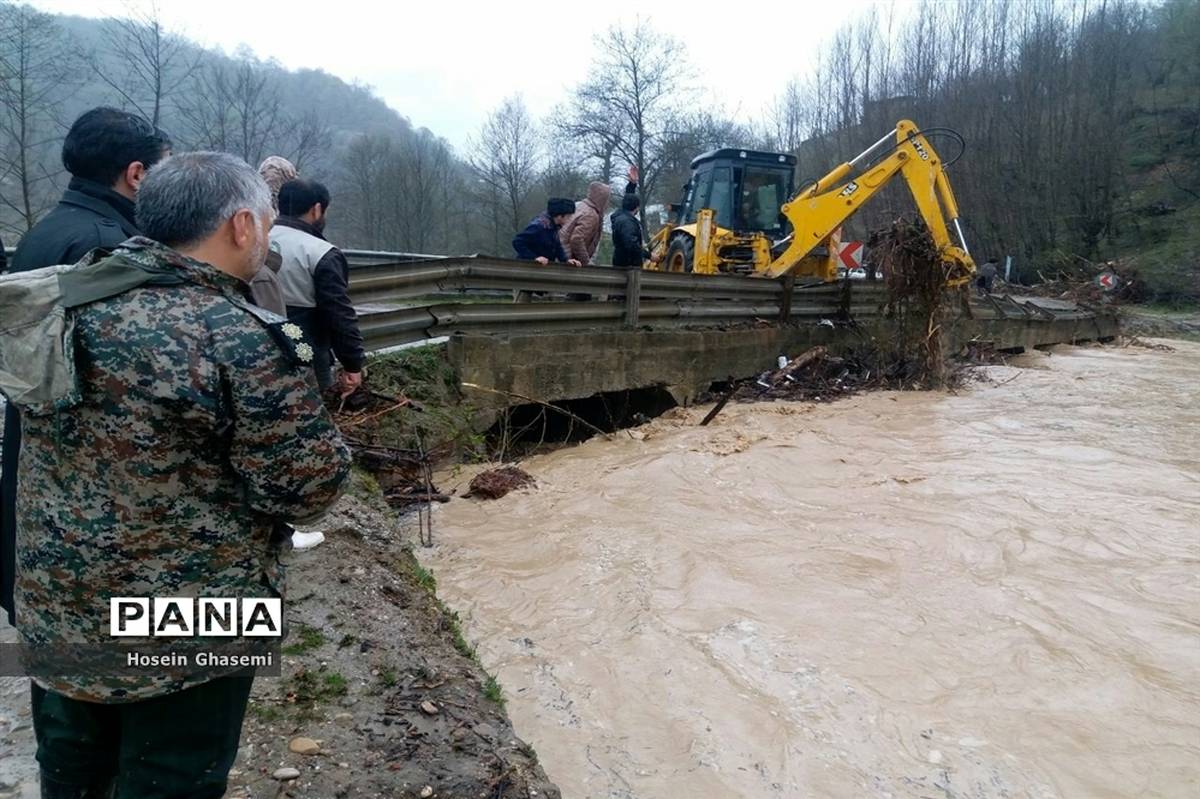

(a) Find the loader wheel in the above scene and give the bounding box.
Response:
[665,236,695,273]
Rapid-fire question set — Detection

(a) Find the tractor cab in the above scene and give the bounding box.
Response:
[677,149,797,236]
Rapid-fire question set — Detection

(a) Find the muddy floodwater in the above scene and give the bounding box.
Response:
[425,342,1200,799]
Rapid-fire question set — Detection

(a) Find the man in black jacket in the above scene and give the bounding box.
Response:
[611,166,648,268]
[1,107,170,625]
[270,179,365,394]
[10,108,170,271]
[611,192,649,268]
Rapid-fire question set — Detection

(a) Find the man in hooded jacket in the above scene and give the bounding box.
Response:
[559,181,612,265]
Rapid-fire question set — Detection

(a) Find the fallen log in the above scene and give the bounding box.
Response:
[699,346,829,426]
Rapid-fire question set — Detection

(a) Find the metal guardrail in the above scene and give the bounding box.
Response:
[347,255,832,304]
[6,244,1093,351]
[349,256,890,350]
[343,249,447,266]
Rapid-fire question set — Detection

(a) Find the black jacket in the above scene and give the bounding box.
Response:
[274,217,366,373]
[10,178,139,272]
[1,178,140,625]
[611,209,648,268]
[610,181,646,268]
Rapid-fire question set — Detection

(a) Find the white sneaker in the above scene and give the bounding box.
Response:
[291,530,326,551]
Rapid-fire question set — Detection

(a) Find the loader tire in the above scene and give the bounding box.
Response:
[665,235,695,273]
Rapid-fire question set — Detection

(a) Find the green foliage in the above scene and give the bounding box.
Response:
[483,674,505,707]
[282,624,326,656]
[409,561,437,593]
[323,672,349,695]
[442,605,478,662]
[1127,151,1165,170]
[364,345,486,459]
[288,668,349,704]
[247,701,283,723]
[348,466,383,501]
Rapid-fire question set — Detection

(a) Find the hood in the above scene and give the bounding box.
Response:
[585,181,612,212]
[259,156,299,209]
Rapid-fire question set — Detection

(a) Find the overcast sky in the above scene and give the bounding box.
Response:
[30,0,898,153]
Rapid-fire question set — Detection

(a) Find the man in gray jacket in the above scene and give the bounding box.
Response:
[270,179,365,394]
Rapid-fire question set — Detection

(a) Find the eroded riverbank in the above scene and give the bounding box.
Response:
[425,341,1200,798]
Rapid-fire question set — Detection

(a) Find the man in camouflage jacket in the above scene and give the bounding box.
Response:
[3,152,350,798]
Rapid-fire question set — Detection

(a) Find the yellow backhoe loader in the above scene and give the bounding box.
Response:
[646,120,975,285]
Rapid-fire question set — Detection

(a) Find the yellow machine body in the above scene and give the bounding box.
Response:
[645,120,976,285]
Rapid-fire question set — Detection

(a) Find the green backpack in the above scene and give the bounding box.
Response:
[0,250,183,415]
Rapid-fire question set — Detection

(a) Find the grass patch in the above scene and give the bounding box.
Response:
[323,672,349,694]
[442,606,478,661]
[282,624,325,656]
[517,739,539,764]
[348,465,383,501]
[379,668,399,688]
[248,702,284,723]
[397,551,480,661]
[363,345,486,460]
[483,673,505,707]
[410,562,437,592]
[288,668,349,704]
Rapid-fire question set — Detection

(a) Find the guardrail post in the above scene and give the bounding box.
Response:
[778,274,795,323]
[624,268,642,328]
[838,277,853,320]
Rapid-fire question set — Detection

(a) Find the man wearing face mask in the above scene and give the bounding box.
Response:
[270,179,365,396]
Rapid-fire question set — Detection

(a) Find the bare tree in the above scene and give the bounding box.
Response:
[92,1,199,127]
[763,78,808,154]
[392,128,453,253]
[560,19,694,210]
[283,109,332,172]
[336,133,395,249]
[468,95,540,248]
[178,54,283,165]
[0,4,78,234]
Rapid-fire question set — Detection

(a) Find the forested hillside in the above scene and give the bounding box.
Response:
[766,0,1200,304]
[0,0,1194,303]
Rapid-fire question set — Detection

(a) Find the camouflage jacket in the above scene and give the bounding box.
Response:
[11,238,351,702]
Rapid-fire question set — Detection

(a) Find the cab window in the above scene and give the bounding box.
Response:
[686,168,713,224]
[707,167,733,229]
[736,167,791,232]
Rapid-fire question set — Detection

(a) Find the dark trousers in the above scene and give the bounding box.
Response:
[1,402,19,626]
[32,673,254,799]
[311,343,334,391]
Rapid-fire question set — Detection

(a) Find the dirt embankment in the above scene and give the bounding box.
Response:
[226,491,559,799]
[1119,308,1200,341]
[0,481,558,799]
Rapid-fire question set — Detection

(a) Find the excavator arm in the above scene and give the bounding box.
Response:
[762,120,975,284]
